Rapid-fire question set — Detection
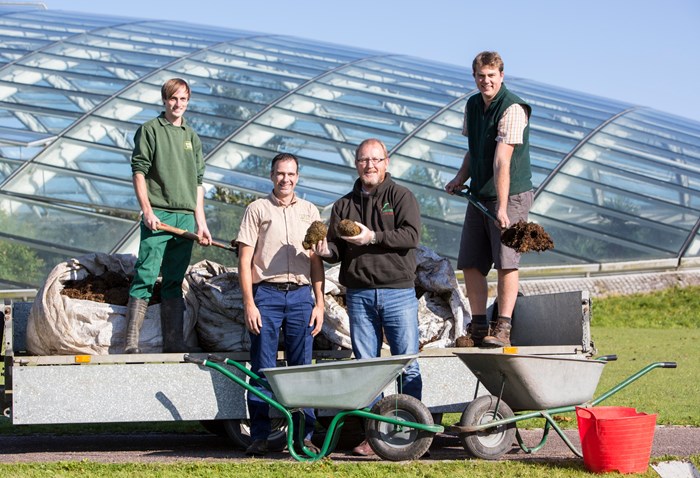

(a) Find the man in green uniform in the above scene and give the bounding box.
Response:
[124,78,211,354]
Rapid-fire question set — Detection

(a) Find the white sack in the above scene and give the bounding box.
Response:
[185,260,250,352]
[26,253,163,355]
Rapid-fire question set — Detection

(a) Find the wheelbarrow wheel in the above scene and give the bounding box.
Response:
[222,418,288,452]
[459,395,516,460]
[366,394,434,461]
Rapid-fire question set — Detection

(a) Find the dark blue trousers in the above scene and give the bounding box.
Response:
[248,283,316,442]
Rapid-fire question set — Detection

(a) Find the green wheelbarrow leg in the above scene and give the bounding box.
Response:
[514,411,583,458]
[184,355,330,462]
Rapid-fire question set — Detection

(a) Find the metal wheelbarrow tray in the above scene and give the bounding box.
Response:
[261,355,416,410]
[454,351,606,411]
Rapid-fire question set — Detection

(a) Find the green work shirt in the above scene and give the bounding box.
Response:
[131,113,204,213]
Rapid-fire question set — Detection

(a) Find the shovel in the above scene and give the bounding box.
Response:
[157,222,238,253]
[452,188,554,253]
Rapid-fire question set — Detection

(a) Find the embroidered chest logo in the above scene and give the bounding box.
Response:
[381,202,394,215]
[184,141,193,151]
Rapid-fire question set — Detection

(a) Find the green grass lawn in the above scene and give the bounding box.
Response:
[1,286,699,477]
[1,457,699,478]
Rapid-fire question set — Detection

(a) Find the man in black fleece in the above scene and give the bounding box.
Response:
[312,138,422,457]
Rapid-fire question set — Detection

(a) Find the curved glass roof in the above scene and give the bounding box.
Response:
[2,5,700,287]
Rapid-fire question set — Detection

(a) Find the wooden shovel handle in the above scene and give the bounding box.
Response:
[156,223,237,253]
[452,188,499,223]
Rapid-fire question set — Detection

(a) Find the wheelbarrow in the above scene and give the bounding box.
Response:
[445,351,677,460]
[184,353,443,461]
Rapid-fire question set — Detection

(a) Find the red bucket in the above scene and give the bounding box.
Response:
[576,406,656,474]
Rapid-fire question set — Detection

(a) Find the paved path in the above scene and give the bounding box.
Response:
[0,426,697,463]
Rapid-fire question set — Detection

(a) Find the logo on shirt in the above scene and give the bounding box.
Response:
[184,141,193,151]
[381,202,394,215]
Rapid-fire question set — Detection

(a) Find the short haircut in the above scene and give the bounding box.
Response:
[355,138,388,161]
[161,78,191,102]
[271,152,299,174]
[472,51,504,74]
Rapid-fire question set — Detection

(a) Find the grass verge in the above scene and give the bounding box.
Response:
[0,456,699,478]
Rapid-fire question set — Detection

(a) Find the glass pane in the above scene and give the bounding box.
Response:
[0,158,20,181]
[0,195,134,253]
[4,163,137,210]
[0,236,69,287]
[532,190,688,255]
[0,83,100,113]
[66,117,138,149]
[37,138,132,178]
[21,52,149,80]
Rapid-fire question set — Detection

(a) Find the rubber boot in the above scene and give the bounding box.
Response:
[161,297,188,353]
[124,297,148,354]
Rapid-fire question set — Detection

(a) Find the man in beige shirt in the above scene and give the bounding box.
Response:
[236,152,324,457]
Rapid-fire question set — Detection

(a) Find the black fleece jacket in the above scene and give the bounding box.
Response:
[324,173,420,289]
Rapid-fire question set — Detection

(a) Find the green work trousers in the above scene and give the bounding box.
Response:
[129,210,195,301]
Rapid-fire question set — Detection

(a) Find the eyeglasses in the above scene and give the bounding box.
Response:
[355,157,386,166]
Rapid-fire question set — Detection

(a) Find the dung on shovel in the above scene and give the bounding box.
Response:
[453,188,554,253]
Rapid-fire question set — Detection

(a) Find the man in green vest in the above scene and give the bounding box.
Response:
[445,51,533,348]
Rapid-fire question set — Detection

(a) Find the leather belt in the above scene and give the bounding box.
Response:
[261,281,303,291]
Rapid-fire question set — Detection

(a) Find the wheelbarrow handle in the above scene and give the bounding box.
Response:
[183,354,204,365]
[452,188,499,223]
[595,354,618,362]
[661,362,677,368]
[206,354,227,363]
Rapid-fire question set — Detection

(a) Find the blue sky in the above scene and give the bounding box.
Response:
[46,0,700,122]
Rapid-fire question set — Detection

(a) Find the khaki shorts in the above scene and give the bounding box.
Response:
[457,190,533,275]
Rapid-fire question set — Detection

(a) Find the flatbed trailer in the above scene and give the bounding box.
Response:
[2,291,593,447]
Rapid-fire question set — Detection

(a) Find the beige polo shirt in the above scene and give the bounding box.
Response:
[236,192,321,285]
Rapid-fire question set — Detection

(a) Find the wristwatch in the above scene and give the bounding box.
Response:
[369,231,377,245]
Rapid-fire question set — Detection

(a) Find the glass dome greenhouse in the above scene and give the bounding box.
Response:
[2,4,700,288]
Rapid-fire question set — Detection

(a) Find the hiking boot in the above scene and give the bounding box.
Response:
[482,318,512,347]
[352,438,375,456]
[457,321,490,347]
[245,439,268,456]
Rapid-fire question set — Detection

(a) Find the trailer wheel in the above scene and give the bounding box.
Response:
[222,418,287,452]
[199,420,227,437]
[458,395,516,460]
[366,394,434,461]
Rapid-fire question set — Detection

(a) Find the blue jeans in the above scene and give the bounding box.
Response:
[247,283,316,442]
[345,287,422,400]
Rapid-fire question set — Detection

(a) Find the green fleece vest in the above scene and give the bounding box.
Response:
[466,84,532,200]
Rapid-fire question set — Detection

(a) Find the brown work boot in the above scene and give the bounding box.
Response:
[456,321,490,347]
[482,318,512,347]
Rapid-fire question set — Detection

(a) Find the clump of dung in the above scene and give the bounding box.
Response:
[302,221,328,250]
[338,219,361,237]
[501,221,554,253]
